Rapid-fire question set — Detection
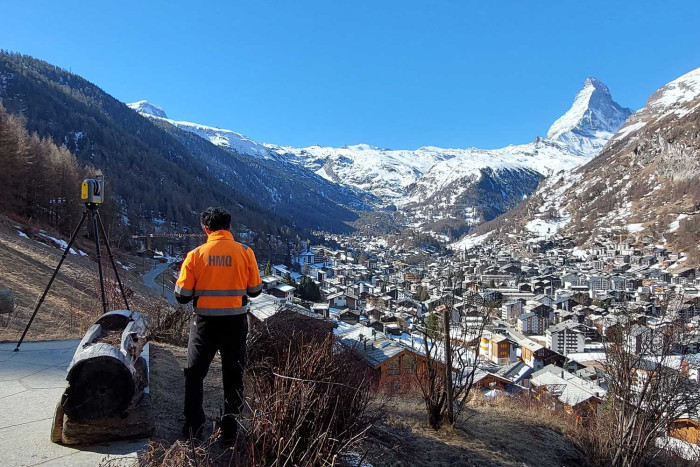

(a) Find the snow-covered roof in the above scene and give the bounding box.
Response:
[531,364,606,407]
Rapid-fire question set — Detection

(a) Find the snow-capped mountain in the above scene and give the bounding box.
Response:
[394,78,632,235]
[546,77,633,156]
[127,100,168,119]
[127,101,276,160]
[454,67,700,264]
[264,78,631,208]
[266,144,455,200]
[129,76,631,239]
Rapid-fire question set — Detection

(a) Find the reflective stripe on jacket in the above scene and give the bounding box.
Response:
[174,230,262,316]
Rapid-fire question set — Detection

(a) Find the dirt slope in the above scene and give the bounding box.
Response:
[0,216,172,343]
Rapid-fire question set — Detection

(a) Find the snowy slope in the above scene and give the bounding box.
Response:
[546,77,632,156]
[128,77,630,235]
[403,138,588,206]
[127,100,168,119]
[128,101,277,160]
[453,67,700,261]
[265,144,454,200]
[609,67,700,145]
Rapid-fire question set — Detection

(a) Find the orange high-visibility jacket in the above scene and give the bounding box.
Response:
[174,230,262,316]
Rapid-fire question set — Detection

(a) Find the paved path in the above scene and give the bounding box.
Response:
[0,340,147,466]
[142,261,178,306]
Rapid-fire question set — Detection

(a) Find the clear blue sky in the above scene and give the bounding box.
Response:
[2,1,699,149]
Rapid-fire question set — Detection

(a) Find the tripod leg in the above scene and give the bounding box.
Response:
[91,210,108,316]
[95,211,130,312]
[15,211,88,351]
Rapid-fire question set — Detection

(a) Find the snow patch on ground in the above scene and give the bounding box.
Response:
[668,213,688,232]
[571,247,588,259]
[116,261,134,270]
[17,231,29,239]
[526,218,567,237]
[39,232,76,254]
[627,223,645,233]
[450,231,494,251]
[656,435,700,461]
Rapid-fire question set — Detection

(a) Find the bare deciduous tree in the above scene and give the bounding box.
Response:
[597,295,700,466]
[414,290,492,429]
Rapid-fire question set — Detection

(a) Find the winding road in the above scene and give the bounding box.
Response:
[142,261,178,306]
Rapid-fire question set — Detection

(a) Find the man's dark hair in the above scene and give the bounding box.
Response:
[200,207,231,232]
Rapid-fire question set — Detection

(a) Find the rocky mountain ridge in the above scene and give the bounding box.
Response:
[455,67,700,265]
[130,77,632,238]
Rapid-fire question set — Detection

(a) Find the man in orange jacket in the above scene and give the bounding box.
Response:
[174,207,262,443]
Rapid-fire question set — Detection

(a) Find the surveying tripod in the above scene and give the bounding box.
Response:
[15,198,131,351]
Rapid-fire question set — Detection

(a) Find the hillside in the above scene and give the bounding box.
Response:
[0,215,170,343]
[0,52,355,234]
[456,67,700,264]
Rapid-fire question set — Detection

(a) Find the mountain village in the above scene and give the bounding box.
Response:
[0,43,698,465]
[248,225,700,452]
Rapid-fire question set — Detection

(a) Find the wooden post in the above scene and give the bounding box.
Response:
[443,304,454,425]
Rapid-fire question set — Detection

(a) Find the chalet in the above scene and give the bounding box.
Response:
[310,302,330,318]
[480,332,518,365]
[268,284,295,303]
[248,293,280,324]
[336,308,361,325]
[335,324,440,392]
[494,361,534,385]
[327,292,346,309]
[669,416,700,444]
[345,293,359,310]
[472,370,519,393]
[261,275,281,291]
[530,364,605,418]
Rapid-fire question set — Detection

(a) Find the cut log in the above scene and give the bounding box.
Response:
[0,289,14,314]
[61,310,150,422]
[63,343,136,419]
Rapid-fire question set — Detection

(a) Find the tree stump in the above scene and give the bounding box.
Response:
[51,310,154,445]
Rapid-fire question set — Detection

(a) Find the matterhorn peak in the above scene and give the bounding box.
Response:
[127,100,168,119]
[544,77,633,157]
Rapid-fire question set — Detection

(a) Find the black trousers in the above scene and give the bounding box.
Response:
[184,313,248,426]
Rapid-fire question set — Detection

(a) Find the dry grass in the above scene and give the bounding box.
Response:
[362,392,590,467]
[144,316,380,467]
[0,216,173,343]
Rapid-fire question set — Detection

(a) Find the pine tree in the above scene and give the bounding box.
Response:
[264,261,272,276]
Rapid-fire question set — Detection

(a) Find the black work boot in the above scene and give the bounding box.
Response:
[182,419,205,440]
[220,413,238,448]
